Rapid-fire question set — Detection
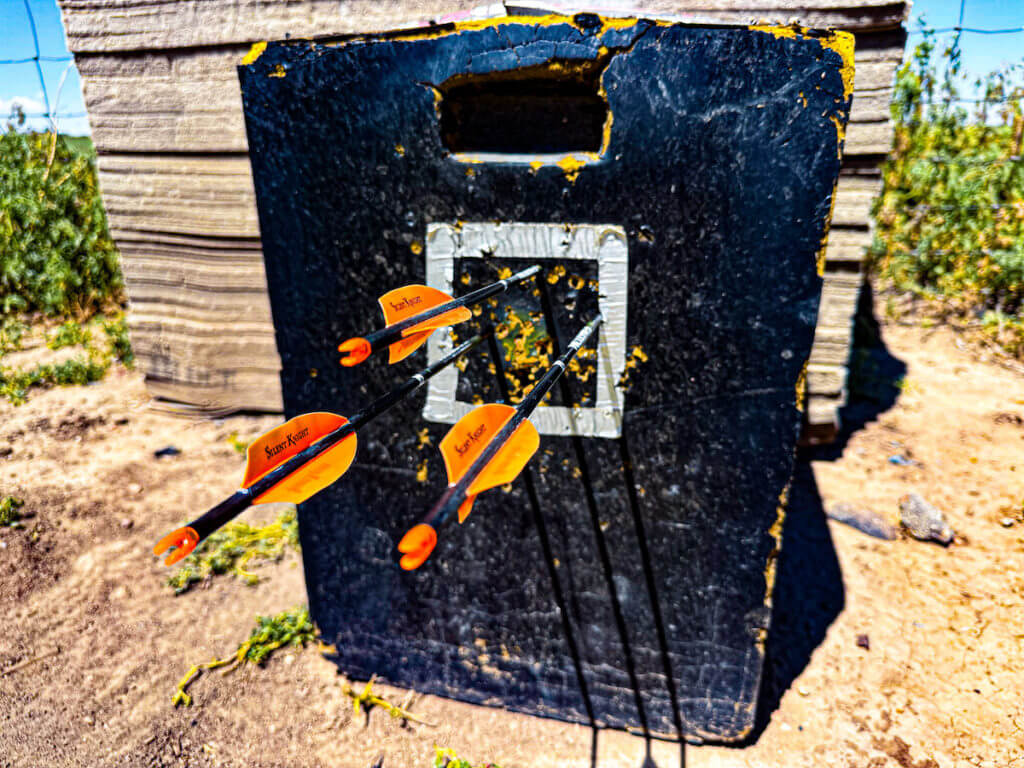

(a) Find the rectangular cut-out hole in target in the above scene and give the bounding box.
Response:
[423,222,628,439]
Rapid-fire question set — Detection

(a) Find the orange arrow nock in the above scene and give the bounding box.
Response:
[153,526,200,566]
[397,523,437,570]
[338,337,371,367]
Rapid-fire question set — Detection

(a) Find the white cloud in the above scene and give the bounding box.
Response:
[0,95,49,117]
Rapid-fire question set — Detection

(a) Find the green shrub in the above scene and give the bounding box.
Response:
[871,36,1024,353]
[0,126,123,317]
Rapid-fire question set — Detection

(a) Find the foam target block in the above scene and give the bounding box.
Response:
[238,14,852,742]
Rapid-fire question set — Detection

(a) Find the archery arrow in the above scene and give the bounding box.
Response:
[153,334,486,566]
[397,314,603,570]
[338,265,541,367]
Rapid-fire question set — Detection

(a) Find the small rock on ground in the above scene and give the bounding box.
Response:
[899,493,955,545]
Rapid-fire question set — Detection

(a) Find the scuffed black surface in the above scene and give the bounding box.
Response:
[239,18,850,742]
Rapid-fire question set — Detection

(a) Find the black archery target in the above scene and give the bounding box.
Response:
[238,16,850,741]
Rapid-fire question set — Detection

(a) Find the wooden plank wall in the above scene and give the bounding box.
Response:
[60,0,907,433]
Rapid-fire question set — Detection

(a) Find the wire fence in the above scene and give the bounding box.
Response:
[3,0,87,135]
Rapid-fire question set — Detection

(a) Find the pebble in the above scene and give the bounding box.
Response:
[999,517,1015,528]
[899,493,955,545]
[128,483,142,495]
[828,503,897,540]
[120,518,134,529]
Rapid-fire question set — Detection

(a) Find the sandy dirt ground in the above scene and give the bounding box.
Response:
[1,293,1023,768]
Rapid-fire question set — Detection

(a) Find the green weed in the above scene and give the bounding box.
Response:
[226,432,250,457]
[101,314,133,367]
[0,496,25,527]
[0,318,26,354]
[0,355,109,405]
[434,748,502,768]
[172,605,316,706]
[166,506,299,594]
[46,319,91,350]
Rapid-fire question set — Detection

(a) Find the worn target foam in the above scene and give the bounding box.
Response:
[238,14,852,742]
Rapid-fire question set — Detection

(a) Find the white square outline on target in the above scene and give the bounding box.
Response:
[422,221,628,439]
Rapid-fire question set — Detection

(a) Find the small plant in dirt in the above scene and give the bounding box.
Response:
[0,355,109,405]
[101,314,133,367]
[0,318,26,354]
[0,496,25,527]
[226,432,250,456]
[166,506,299,594]
[434,748,502,768]
[46,319,91,350]
[172,606,434,725]
[173,605,317,706]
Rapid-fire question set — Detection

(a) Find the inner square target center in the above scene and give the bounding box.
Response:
[423,222,628,439]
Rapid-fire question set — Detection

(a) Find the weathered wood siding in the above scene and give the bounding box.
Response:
[60,0,907,430]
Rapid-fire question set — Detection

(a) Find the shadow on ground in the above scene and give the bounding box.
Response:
[747,281,908,741]
[751,458,844,740]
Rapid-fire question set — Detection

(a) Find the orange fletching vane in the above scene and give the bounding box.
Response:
[387,329,433,364]
[457,496,476,524]
[439,404,540,522]
[378,285,453,325]
[243,412,357,504]
[378,285,472,364]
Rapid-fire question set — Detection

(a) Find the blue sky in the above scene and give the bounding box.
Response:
[0,0,1021,136]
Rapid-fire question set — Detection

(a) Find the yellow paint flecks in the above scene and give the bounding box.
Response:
[555,154,591,183]
[794,360,808,412]
[417,428,432,448]
[760,486,790,642]
[749,24,800,40]
[416,459,428,483]
[410,240,423,255]
[241,41,268,65]
[395,143,405,156]
[816,178,840,276]
[269,64,286,78]
[748,25,855,104]
[821,30,856,102]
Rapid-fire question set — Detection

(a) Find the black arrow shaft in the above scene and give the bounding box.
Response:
[422,315,603,530]
[363,265,540,354]
[187,334,486,541]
